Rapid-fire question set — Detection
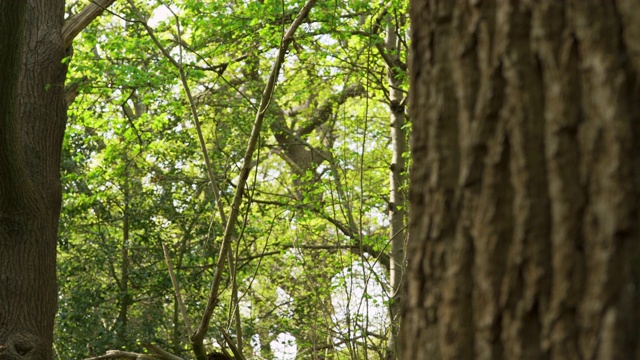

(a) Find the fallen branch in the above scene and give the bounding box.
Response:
[83,344,186,360]
[82,349,158,360]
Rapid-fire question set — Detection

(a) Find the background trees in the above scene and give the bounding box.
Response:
[403,1,640,359]
[54,0,409,359]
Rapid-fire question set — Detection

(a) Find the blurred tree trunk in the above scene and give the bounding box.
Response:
[402,1,640,359]
[0,1,68,359]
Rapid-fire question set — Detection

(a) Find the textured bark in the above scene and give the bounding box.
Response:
[402,1,640,360]
[0,1,68,359]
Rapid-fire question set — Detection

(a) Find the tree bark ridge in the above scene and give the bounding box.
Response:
[403,1,640,359]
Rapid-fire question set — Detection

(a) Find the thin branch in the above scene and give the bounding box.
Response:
[220,327,246,360]
[238,243,390,267]
[162,243,193,336]
[125,3,233,359]
[250,199,391,269]
[126,0,228,227]
[192,1,317,358]
[193,54,250,75]
[349,2,407,73]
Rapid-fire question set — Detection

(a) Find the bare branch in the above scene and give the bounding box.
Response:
[238,243,390,271]
[219,327,245,360]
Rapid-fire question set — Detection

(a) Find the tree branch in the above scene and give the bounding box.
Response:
[62,0,117,49]
[191,1,318,359]
[238,243,390,269]
[296,83,366,137]
[162,244,193,337]
[251,198,391,270]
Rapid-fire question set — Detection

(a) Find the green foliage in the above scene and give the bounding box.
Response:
[56,0,409,359]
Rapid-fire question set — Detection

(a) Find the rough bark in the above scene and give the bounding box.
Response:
[402,1,640,360]
[0,1,68,359]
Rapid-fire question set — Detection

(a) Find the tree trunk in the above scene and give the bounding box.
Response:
[385,15,407,360]
[0,1,68,359]
[402,1,640,359]
[116,175,131,345]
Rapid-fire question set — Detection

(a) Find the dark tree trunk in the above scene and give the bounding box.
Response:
[402,1,640,359]
[0,1,68,359]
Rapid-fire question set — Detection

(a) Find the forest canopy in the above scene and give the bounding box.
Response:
[56,0,408,359]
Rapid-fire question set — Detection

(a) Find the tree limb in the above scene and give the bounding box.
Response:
[62,0,117,49]
[296,83,366,137]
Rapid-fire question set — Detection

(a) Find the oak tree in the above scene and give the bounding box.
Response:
[403,1,640,359]
[0,1,113,358]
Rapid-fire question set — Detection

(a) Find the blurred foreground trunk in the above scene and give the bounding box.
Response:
[402,1,640,359]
